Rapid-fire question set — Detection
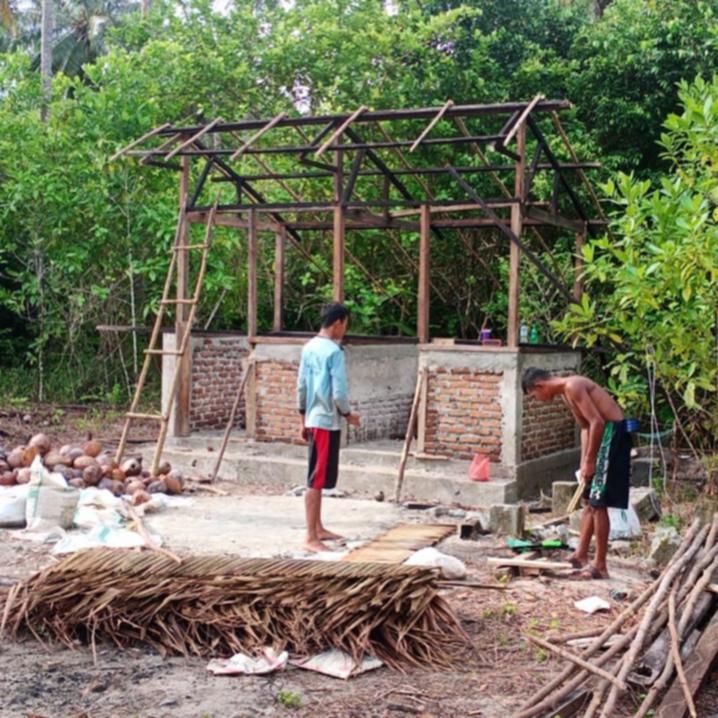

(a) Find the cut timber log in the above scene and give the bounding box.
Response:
[487,557,573,571]
[655,608,718,718]
[527,635,627,690]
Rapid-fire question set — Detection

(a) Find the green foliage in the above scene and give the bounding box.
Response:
[557,76,718,449]
[1,0,717,425]
[276,690,302,710]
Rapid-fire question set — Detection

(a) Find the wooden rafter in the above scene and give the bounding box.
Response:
[409,99,454,152]
[315,106,368,158]
[229,112,287,161]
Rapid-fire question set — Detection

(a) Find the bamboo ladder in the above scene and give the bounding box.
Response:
[114,202,219,475]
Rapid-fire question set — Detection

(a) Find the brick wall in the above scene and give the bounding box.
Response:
[189,336,249,431]
[254,360,301,443]
[521,395,577,461]
[423,368,503,461]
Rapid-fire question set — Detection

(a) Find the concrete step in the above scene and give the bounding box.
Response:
[147,438,517,506]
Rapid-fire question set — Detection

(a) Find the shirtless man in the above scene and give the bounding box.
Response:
[297,303,361,552]
[521,368,632,579]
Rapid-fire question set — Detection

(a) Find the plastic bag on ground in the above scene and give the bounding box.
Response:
[469,453,490,482]
[405,547,467,579]
[0,484,30,528]
[52,524,158,554]
[25,456,80,532]
[608,505,641,540]
[207,648,288,675]
[575,596,611,614]
[291,649,383,679]
[73,487,127,530]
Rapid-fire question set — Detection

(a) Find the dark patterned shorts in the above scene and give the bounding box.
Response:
[582,421,632,509]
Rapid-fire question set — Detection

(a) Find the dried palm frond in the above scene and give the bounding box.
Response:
[0,549,468,670]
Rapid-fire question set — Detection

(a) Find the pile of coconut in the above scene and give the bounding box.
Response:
[0,433,184,506]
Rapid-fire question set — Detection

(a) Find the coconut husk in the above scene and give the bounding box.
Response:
[0,549,467,669]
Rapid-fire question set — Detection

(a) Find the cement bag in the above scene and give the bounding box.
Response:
[0,484,30,528]
[405,547,467,579]
[25,456,80,532]
[608,505,641,540]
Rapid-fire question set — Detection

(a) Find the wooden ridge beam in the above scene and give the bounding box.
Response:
[153,100,572,137]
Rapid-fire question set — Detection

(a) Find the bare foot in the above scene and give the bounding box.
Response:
[303,539,330,553]
[318,529,345,542]
[569,555,587,570]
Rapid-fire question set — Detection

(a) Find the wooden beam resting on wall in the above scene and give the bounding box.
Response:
[247,208,258,340]
[418,204,430,344]
[174,156,192,437]
[273,225,285,332]
[507,122,526,348]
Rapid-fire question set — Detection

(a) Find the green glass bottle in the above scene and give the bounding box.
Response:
[529,325,539,344]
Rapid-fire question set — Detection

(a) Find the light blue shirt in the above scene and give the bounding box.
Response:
[297,336,351,430]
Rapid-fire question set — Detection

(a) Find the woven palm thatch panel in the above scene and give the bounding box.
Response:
[0,548,467,669]
[344,523,456,563]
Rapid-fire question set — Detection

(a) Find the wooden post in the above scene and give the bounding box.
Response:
[333,149,345,302]
[418,204,430,344]
[273,225,285,332]
[394,368,427,502]
[174,156,191,437]
[573,226,586,301]
[247,208,258,340]
[507,122,526,348]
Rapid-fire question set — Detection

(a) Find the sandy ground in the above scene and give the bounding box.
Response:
[144,494,404,558]
[0,493,675,718]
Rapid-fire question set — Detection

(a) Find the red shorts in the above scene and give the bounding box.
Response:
[307,428,341,490]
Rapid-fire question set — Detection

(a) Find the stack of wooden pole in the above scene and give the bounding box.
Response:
[518,514,718,718]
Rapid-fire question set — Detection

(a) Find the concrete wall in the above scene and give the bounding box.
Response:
[162,332,251,436]
[249,341,418,444]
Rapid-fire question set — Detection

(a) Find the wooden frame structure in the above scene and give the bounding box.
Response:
[115,97,606,434]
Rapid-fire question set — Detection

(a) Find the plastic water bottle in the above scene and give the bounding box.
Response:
[519,324,529,344]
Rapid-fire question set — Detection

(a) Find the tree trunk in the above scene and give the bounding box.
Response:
[40,0,53,120]
[141,0,151,17]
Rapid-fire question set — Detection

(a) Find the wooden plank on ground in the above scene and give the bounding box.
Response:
[487,557,573,571]
[655,610,718,718]
[344,523,455,564]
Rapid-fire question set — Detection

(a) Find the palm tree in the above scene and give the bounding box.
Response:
[0,0,18,51]
[28,0,138,79]
[40,0,53,119]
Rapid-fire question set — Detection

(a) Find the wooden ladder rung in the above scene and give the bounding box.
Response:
[126,412,167,421]
[174,243,209,250]
[160,299,196,305]
[144,349,184,356]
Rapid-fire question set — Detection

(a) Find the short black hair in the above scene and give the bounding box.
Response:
[522,367,551,394]
[320,302,350,328]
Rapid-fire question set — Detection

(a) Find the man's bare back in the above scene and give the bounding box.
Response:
[561,376,624,428]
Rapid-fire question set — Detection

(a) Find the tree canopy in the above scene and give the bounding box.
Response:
[0,0,716,450]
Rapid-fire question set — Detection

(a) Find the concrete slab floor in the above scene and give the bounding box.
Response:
[144,494,406,558]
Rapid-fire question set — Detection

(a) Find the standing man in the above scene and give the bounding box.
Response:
[297,303,361,552]
[521,368,632,579]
